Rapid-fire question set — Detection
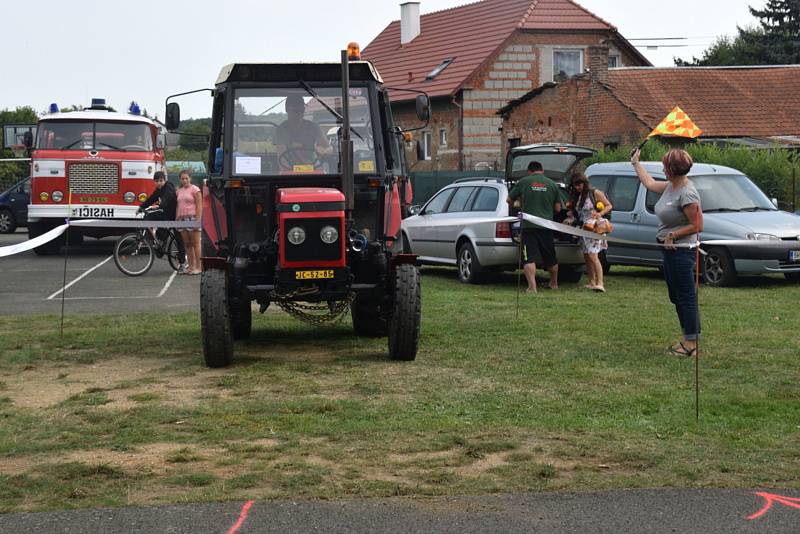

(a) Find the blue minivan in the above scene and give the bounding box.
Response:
[585,162,800,286]
[0,176,30,233]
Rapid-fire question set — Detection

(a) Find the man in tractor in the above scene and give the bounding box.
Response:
[275,95,331,171]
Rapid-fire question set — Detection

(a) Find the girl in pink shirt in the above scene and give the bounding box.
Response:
[176,170,203,274]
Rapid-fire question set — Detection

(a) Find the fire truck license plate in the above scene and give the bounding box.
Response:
[295,270,334,280]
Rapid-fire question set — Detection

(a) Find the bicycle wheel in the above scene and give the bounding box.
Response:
[114,232,155,276]
[166,234,181,271]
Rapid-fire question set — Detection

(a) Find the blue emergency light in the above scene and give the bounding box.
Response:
[49,103,59,113]
[91,98,106,107]
[129,101,141,115]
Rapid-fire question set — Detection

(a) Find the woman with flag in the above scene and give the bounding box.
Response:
[631,148,703,357]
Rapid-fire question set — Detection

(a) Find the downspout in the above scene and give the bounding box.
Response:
[452,93,464,171]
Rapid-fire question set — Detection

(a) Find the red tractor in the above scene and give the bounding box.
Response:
[165,49,427,367]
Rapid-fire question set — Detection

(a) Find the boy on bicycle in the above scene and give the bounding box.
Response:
[139,171,186,269]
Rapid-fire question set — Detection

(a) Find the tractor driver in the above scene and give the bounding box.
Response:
[275,95,331,171]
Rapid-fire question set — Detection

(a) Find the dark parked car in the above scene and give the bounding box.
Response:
[0,176,30,233]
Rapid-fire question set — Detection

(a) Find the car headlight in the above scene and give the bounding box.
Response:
[287,226,306,245]
[39,192,49,201]
[320,225,339,244]
[746,233,780,240]
[123,192,136,203]
[52,190,64,202]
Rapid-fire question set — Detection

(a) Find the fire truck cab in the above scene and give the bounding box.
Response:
[28,99,165,254]
[166,51,426,367]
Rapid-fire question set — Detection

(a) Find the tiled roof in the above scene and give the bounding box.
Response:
[362,0,618,100]
[607,66,800,137]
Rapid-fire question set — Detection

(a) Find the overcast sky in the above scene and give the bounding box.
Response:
[2,0,764,120]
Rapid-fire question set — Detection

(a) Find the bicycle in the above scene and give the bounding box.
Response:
[113,208,182,276]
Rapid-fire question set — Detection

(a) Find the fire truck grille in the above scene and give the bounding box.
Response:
[68,163,119,194]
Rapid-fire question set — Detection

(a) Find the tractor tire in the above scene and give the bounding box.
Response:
[29,221,63,255]
[229,295,252,340]
[702,247,737,287]
[0,209,16,234]
[457,241,483,284]
[351,294,388,337]
[201,269,233,367]
[387,263,420,361]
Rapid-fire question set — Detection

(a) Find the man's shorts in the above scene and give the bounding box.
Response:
[522,228,557,268]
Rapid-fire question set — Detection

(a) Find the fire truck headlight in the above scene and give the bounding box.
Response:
[287,226,306,245]
[39,192,49,201]
[123,192,136,203]
[52,191,64,203]
[320,225,338,244]
[138,192,148,202]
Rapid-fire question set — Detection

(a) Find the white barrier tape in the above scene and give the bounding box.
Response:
[0,219,200,258]
[0,224,68,257]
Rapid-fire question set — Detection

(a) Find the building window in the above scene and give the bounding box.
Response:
[553,50,583,82]
[439,128,447,147]
[608,55,620,68]
[426,58,455,81]
[422,132,432,160]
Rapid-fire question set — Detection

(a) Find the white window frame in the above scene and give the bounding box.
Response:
[422,131,432,160]
[439,128,447,147]
[552,49,584,82]
[608,55,620,68]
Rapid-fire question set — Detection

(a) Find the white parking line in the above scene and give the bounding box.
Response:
[157,270,178,297]
[46,255,114,300]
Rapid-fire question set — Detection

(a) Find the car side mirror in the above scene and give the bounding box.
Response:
[22,131,33,149]
[165,102,181,132]
[408,204,421,216]
[415,94,430,122]
[771,197,779,208]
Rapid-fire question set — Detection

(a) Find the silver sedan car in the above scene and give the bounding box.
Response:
[400,178,584,283]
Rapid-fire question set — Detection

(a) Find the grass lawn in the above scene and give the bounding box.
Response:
[0,266,798,512]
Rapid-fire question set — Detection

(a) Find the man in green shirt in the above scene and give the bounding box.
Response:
[507,161,561,292]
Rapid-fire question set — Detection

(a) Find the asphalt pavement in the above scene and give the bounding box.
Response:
[0,489,798,533]
[0,228,199,315]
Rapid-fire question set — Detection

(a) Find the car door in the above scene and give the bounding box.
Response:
[435,186,477,261]
[11,178,30,224]
[599,174,649,264]
[405,187,453,258]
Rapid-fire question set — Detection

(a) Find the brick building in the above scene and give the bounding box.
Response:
[362,0,649,171]
[499,50,800,150]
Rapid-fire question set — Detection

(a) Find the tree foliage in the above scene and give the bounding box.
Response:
[675,0,800,65]
[177,118,211,152]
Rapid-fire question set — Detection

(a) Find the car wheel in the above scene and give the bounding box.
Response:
[784,272,800,282]
[702,247,737,287]
[0,209,15,234]
[557,265,582,284]
[457,241,483,284]
[401,232,412,254]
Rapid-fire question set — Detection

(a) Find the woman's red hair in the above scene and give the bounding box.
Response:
[662,149,693,177]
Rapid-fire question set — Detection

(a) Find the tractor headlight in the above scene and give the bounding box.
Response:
[287,226,306,245]
[52,191,64,202]
[123,192,136,203]
[320,225,339,244]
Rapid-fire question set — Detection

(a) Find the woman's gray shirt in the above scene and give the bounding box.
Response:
[654,181,701,243]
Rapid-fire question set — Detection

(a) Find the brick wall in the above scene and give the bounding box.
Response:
[391,98,461,172]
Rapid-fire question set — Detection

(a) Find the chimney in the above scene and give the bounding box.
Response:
[587,45,609,83]
[401,2,421,45]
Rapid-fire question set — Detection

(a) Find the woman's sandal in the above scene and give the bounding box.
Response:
[667,342,697,357]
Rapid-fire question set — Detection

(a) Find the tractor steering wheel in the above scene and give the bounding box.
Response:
[278,147,322,171]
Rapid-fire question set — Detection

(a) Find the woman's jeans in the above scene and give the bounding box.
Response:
[661,248,700,341]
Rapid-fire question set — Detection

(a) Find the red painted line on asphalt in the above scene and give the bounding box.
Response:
[227,500,254,534]
[747,491,800,520]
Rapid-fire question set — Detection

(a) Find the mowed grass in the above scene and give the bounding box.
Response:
[0,266,798,512]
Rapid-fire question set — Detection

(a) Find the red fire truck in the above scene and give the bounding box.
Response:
[27,99,165,254]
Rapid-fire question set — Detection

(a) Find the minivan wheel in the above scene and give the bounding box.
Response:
[703,247,737,287]
[0,209,15,234]
[557,265,582,284]
[457,242,483,284]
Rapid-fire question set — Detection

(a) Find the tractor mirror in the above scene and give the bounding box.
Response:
[165,103,181,132]
[415,94,430,122]
[22,131,33,149]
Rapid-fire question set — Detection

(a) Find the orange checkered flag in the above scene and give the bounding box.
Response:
[648,106,702,139]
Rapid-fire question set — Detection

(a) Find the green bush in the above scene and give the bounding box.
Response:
[585,141,800,211]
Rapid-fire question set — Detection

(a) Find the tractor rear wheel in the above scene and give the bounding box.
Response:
[387,263,420,361]
[201,269,233,367]
[351,294,388,337]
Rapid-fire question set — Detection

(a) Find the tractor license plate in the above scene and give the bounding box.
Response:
[790,250,800,263]
[295,270,334,280]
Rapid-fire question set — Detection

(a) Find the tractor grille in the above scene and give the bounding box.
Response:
[68,163,119,194]
[284,218,342,263]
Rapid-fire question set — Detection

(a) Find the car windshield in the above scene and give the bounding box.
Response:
[36,121,153,151]
[232,85,376,176]
[691,174,776,212]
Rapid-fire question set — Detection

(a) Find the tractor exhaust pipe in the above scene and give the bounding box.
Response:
[348,230,367,252]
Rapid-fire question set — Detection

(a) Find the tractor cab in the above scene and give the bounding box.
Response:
[165,50,429,367]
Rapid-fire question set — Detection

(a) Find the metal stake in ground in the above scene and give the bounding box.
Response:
[515,216,523,319]
[60,190,72,337]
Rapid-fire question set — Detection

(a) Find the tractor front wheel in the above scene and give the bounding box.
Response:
[201,269,233,367]
[387,264,421,361]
